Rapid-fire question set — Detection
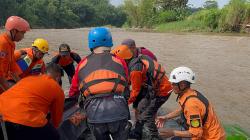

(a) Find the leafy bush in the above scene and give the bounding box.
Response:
[156,10,178,23]
[219,0,249,32]
[188,9,221,29]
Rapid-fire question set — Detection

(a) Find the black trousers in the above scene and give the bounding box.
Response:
[137,96,168,139]
[62,63,75,84]
[0,122,60,140]
[133,87,148,109]
[88,119,128,140]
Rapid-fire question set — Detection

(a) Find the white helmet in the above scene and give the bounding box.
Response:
[169,66,195,84]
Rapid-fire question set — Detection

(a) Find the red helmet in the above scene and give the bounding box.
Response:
[5,16,30,32]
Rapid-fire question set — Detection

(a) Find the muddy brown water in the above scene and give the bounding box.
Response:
[1,28,250,133]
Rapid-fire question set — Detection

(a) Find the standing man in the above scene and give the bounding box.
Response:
[0,16,30,93]
[0,63,65,140]
[69,27,130,140]
[121,39,158,122]
[51,43,81,84]
[112,45,173,140]
[14,38,49,78]
[156,67,225,140]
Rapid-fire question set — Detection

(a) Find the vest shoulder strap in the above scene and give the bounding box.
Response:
[181,90,209,125]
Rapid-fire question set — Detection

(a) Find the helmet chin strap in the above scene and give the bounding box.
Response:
[176,82,190,101]
[10,30,16,41]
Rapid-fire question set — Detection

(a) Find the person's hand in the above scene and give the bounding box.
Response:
[159,128,175,138]
[155,116,167,128]
[69,112,86,126]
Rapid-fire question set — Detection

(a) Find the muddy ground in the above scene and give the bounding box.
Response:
[2,28,250,133]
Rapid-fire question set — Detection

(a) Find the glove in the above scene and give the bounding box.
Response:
[69,112,86,126]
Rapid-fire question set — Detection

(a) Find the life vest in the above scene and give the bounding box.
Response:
[78,53,127,97]
[137,47,157,61]
[179,90,209,130]
[129,55,165,88]
[16,48,44,77]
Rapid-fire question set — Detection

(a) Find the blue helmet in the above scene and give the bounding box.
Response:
[88,27,113,50]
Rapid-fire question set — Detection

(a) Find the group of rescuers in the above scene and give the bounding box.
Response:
[0,16,225,140]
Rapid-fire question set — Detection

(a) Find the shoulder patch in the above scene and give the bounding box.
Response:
[190,115,202,128]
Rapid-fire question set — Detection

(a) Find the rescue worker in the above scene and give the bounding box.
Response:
[14,38,49,78]
[121,39,158,121]
[121,38,157,61]
[0,63,65,140]
[111,45,173,140]
[0,16,30,93]
[156,67,226,140]
[69,27,130,140]
[51,43,81,84]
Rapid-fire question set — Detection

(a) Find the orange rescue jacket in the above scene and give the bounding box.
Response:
[128,55,172,104]
[14,48,45,78]
[78,52,128,97]
[178,89,226,140]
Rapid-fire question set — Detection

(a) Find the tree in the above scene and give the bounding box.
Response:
[0,0,18,26]
[155,0,188,10]
[0,0,127,28]
[124,0,141,27]
[203,0,218,9]
[139,0,156,27]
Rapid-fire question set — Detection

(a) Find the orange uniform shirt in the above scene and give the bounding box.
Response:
[0,75,65,128]
[178,89,226,140]
[0,33,18,78]
[129,70,172,104]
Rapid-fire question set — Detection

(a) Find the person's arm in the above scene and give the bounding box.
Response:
[166,107,182,120]
[0,45,10,91]
[156,107,182,128]
[158,76,173,98]
[128,70,143,104]
[159,129,192,138]
[71,52,81,64]
[14,50,26,61]
[50,88,65,128]
[51,55,60,64]
[69,58,87,97]
[184,99,204,139]
[41,62,46,74]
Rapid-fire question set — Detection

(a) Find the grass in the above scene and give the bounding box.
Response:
[154,20,214,32]
[224,124,250,140]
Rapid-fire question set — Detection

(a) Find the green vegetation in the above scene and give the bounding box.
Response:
[154,0,250,33]
[123,0,189,28]
[0,0,249,33]
[155,20,210,32]
[123,0,250,33]
[224,125,250,140]
[0,0,126,28]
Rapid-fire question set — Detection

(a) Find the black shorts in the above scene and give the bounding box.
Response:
[0,122,60,140]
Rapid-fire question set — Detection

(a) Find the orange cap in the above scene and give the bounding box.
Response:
[111,45,133,60]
